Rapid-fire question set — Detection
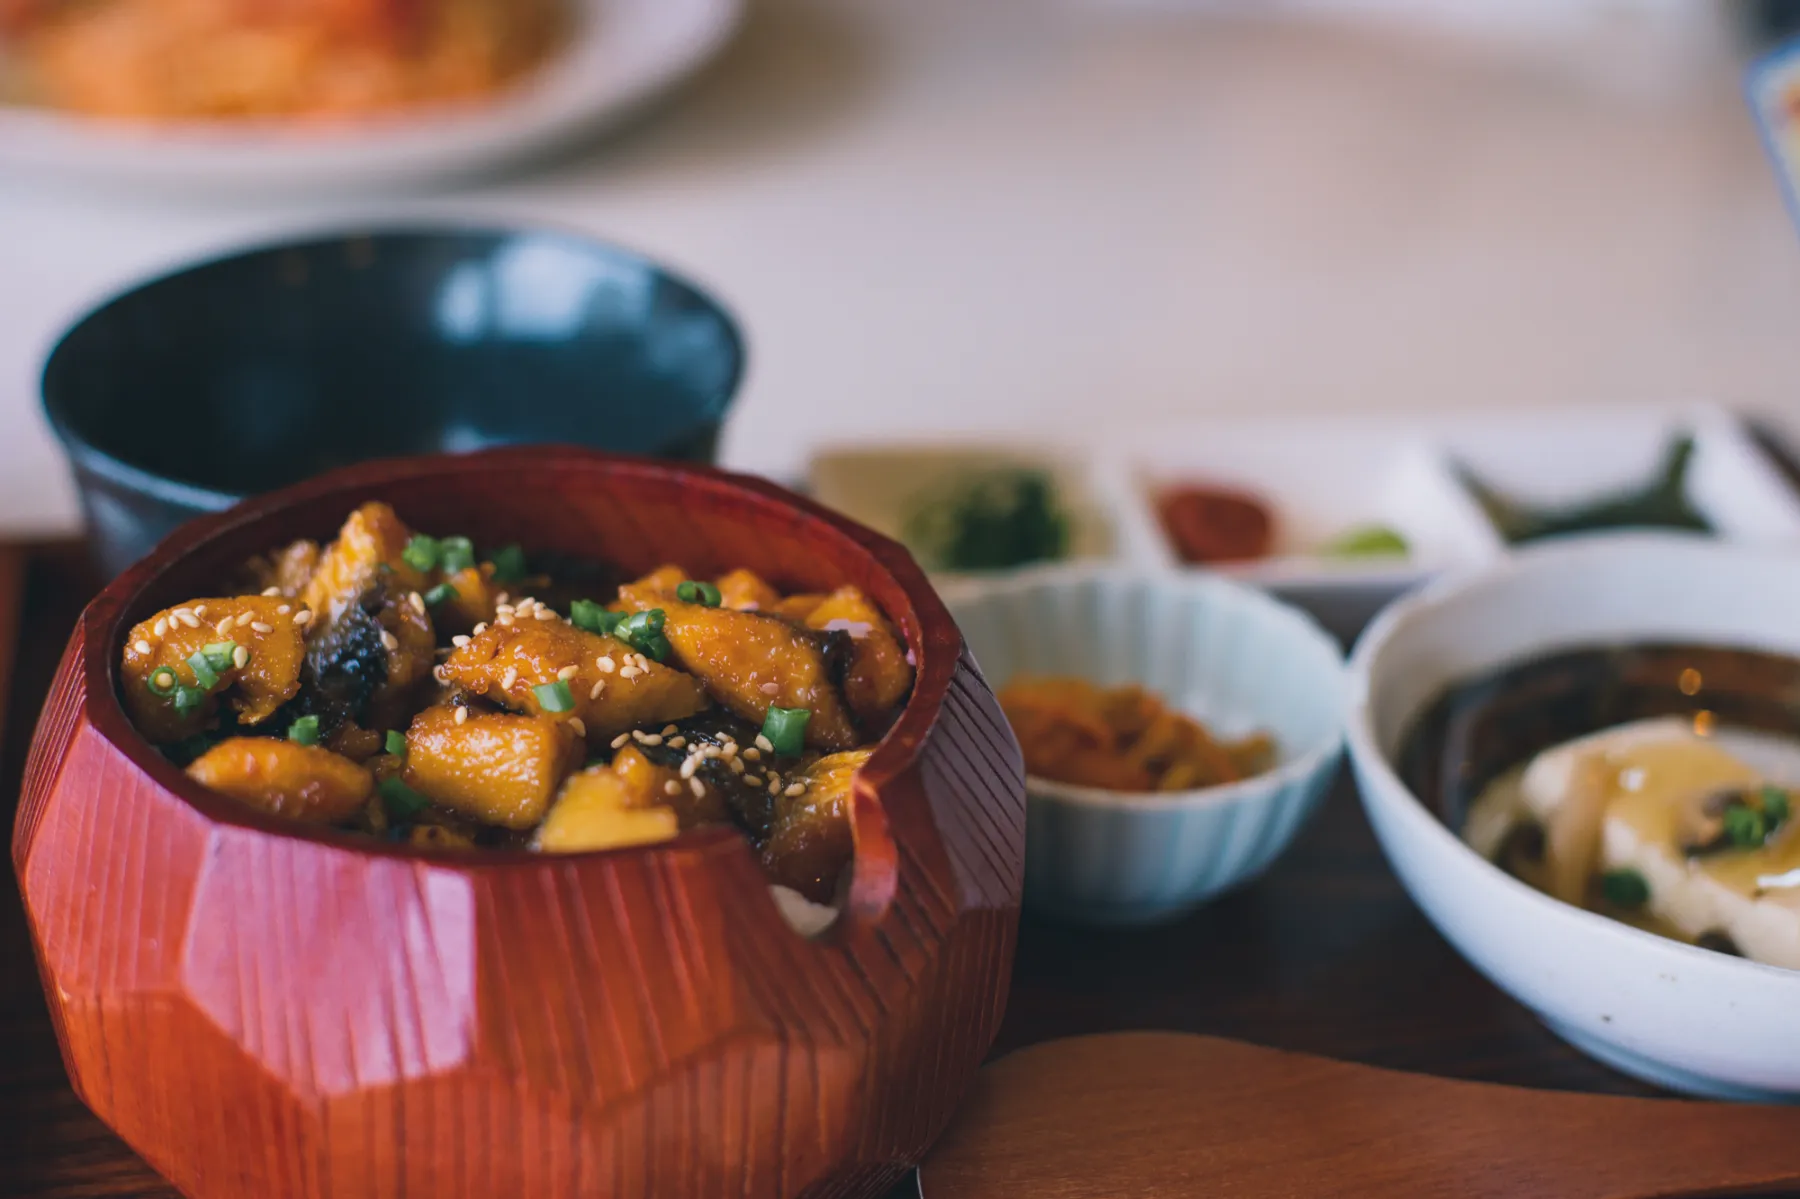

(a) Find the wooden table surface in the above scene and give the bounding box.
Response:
[0,540,1758,1198]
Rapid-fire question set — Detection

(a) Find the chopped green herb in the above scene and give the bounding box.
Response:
[761,706,811,757]
[439,536,476,574]
[1763,785,1791,828]
[677,580,723,607]
[903,468,1071,572]
[147,666,178,697]
[638,633,672,662]
[1323,525,1410,559]
[618,609,671,660]
[172,685,208,716]
[186,650,220,690]
[1725,803,1769,849]
[424,582,459,608]
[200,641,238,672]
[402,535,441,573]
[488,544,528,582]
[534,680,575,713]
[287,715,321,746]
[570,598,624,637]
[385,730,408,757]
[379,776,430,819]
[1601,868,1650,908]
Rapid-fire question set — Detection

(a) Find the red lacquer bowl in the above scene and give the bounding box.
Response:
[12,449,1027,1199]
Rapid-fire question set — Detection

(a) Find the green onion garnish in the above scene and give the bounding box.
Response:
[761,706,811,757]
[379,776,430,819]
[488,544,528,582]
[1725,803,1769,849]
[288,715,321,745]
[402,535,441,573]
[1763,785,1791,828]
[676,580,722,607]
[618,609,671,661]
[147,666,178,697]
[570,598,625,637]
[186,650,220,690]
[439,536,476,574]
[1601,868,1650,908]
[534,680,575,713]
[385,730,408,757]
[201,641,238,673]
[424,582,459,608]
[172,685,208,716]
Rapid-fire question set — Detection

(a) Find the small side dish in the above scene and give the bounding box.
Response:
[0,0,566,119]
[119,501,915,918]
[1455,433,1710,545]
[1154,485,1275,566]
[998,677,1274,792]
[903,467,1071,572]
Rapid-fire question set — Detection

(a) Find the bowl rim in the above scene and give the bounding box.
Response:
[71,447,956,894]
[939,561,1347,813]
[1345,530,1800,983]
[39,221,748,511]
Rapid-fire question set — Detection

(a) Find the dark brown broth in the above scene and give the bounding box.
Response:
[1395,643,1800,834]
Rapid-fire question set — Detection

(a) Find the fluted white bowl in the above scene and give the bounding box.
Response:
[1347,534,1800,1100]
[941,567,1345,924]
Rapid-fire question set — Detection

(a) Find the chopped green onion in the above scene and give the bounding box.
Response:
[1601,868,1650,908]
[201,641,238,672]
[385,730,408,757]
[570,598,625,637]
[402,535,441,572]
[1725,803,1769,849]
[618,609,670,660]
[439,536,476,574]
[761,706,811,757]
[172,685,208,716]
[488,544,528,582]
[534,680,575,713]
[147,666,179,697]
[424,582,459,608]
[639,633,672,662]
[186,651,220,690]
[1763,785,1791,828]
[287,715,321,746]
[676,580,723,607]
[379,776,430,819]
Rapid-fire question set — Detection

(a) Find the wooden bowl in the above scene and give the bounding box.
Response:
[11,448,1027,1199]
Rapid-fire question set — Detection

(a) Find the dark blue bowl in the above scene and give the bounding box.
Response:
[42,226,746,576]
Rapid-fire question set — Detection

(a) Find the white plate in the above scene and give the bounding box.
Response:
[0,0,742,194]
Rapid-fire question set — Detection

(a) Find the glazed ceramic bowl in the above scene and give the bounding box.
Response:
[12,448,1025,1199]
[42,227,745,576]
[1347,533,1800,1101]
[942,567,1345,925]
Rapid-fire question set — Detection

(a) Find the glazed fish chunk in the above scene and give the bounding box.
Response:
[187,737,371,823]
[121,595,309,743]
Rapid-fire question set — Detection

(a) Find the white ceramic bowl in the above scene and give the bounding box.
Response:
[1347,533,1800,1100]
[942,567,1345,925]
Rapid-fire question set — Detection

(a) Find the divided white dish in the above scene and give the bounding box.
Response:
[942,566,1345,924]
[1346,535,1800,1101]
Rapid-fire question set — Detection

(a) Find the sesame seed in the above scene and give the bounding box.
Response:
[472,622,487,635]
[755,735,774,754]
[589,680,605,700]
[728,758,746,775]
[743,774,762,787]
[535,608,556,621]
[167,607,189,623]
[452,635,471,648]
[689,777,706,799]
[667,735,686,749]
[768,770,783,784]
[133,639,152,655]
[768,779,781,795]
[741,747,760,762]
[784,783,806,798]
[664,780,681,796]
[611,733,630,749]
[638,733,663,746]
[380,631,399,652]
[722,743,741,761]
[232,646,250,669]
[496,604,516,615]
[636,655,652,672]
[761,683,780,696]
[679,757,698,779]
[702,745,721,758]
[495,593,509,606]
[293,610,313,628]
[153,617,168,637]
[217,615,235,634]
[194,605,208,618]
[251,621,273,634]
[597,656,616,673]
[557,665,579,681]
[261,587,281,597]
[569,717,587,737]
[454,707,468,725]
[276,604,290,615]
[409,592,426,615]
[181,612,202,628]
[497,615,514,627]
[661,725,677,736]
[619,666,641,680]
[501,667,518,689]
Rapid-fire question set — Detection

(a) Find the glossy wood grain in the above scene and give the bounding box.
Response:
[921,1033,1800,1199]
[9,451,1028,1199]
